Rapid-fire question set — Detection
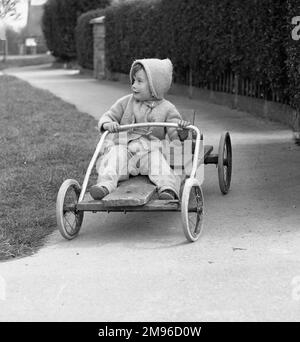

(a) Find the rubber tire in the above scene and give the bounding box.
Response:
[56,179,84,240]
[181,178,204,242]
[218,132,232,194]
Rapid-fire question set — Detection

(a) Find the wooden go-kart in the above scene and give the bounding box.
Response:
[56,110,232,242]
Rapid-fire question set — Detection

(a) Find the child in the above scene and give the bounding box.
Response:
[90,58,190,201]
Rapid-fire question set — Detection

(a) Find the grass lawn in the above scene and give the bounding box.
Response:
[0,75,98,261]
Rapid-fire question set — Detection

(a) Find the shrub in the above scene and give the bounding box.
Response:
[76,8,106,70]
[105,0,162,75]
[286,0,300,112]
[42,0,110,61]
[105,0,297,107]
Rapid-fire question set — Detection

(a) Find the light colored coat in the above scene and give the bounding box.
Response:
[98,94,184,142]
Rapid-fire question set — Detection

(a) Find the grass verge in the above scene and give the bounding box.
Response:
[0,75,98,261]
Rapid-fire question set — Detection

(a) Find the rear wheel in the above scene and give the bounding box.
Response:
[218,132,232,194]
[181,178,204,242]
[56,179,84,240]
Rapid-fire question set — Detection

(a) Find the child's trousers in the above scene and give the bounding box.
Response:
[95,137,181,198]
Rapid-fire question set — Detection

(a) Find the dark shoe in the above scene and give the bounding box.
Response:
[90,185,109,200]
[158,189,177,200]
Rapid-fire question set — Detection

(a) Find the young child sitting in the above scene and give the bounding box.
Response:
[90,58,190,201]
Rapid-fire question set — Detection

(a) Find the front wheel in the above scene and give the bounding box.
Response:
[181,178,204,242]
[56,179,84,240]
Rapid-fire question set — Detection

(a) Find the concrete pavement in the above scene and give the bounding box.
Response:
[0,64,300,321]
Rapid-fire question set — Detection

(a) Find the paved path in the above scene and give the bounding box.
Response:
[1,64,300,321]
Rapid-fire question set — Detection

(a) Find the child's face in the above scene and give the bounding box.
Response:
[131,69,152,101]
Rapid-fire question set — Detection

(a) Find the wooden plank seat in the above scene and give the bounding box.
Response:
[78,176,180,211]
[100,176,156,206]
[77,197,181,212]
[77,176,199,212]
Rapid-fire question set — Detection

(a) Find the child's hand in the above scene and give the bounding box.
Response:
[177,120,190,141]
[103,122,120,133]
[177,120,190,130]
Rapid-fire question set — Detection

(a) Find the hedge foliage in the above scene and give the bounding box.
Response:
[286,0,300,111]
[105,0,300,109]
[42,0,110,61]
[76,9,105,70]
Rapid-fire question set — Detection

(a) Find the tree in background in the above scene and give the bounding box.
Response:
[5,24,26,54]
[0,0,20,19]
[0,0,20,60]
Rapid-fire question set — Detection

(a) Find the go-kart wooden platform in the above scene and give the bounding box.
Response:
[77,176,181,212]
[76,145,214,212]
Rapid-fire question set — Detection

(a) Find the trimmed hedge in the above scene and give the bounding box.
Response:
[105,0,163,77]
[286,0,300,111]
[105,0,299,110]
[42,0,110,61]
[76,9,106,70]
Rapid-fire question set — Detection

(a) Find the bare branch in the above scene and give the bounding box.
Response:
[0,0,20,20]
